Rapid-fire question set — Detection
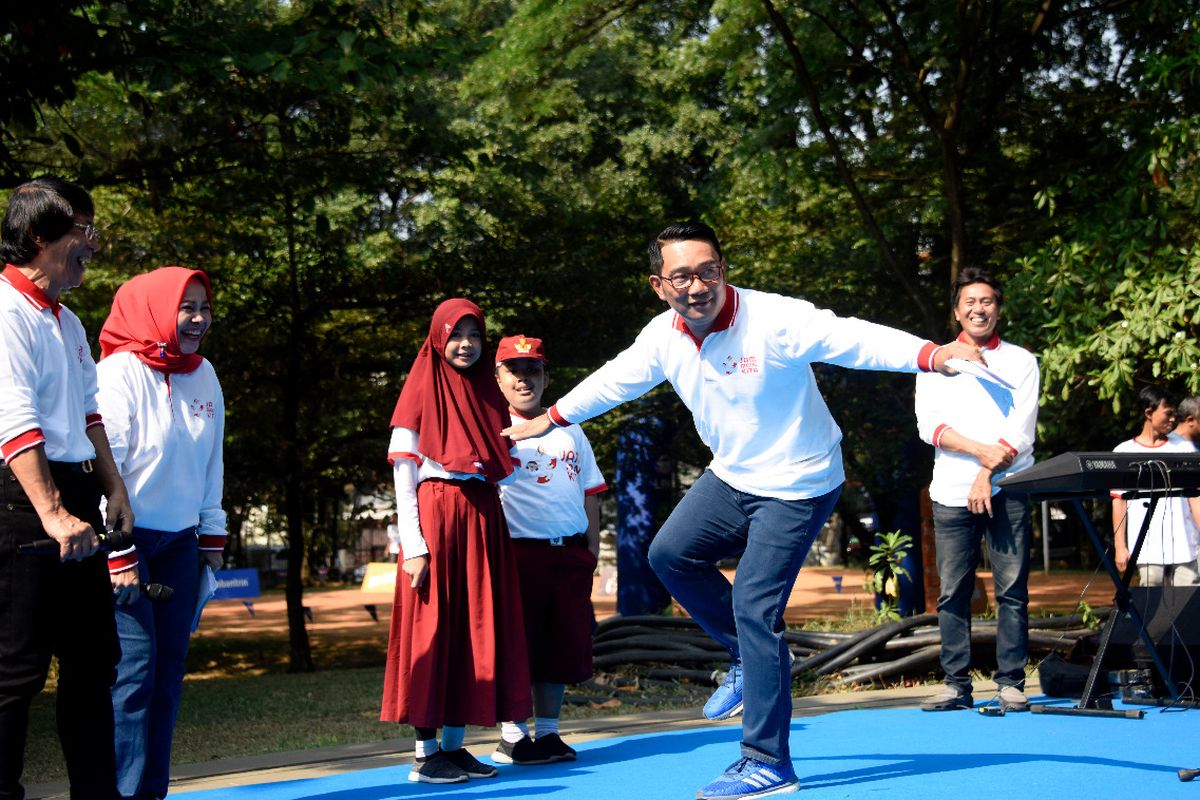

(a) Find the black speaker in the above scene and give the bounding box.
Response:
[1107,586,1200,696]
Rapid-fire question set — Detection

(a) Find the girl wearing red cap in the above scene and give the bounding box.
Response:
[383,298,531,784]
[96,266,226,800]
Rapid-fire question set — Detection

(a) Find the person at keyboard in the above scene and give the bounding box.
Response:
[1112,386,1200,587]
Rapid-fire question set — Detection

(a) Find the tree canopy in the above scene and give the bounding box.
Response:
[3,0,1196,666]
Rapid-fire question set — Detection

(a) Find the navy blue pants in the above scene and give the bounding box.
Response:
[932,491,1031,691]
[648,470,839,765]
[111,528,201,800]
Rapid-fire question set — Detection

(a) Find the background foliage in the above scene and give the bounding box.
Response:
[3,0,1197,668]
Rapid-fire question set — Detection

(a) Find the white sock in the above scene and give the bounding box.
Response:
[534,717,559,738]
[501,720,529,743]
[415,738,439,759]
[441,726,465,752]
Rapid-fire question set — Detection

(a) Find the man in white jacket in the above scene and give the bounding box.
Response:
[914,269,1039,713]
[504,222,984,800]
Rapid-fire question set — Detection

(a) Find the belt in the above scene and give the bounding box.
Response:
[542,534,588,548]
[50,459,94,475]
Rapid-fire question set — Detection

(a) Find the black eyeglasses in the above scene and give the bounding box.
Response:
[73,222,100,241]
[658,264,723,291]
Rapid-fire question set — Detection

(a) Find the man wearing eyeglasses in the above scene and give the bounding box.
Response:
[504,221,985,800]
[0,176,133,800]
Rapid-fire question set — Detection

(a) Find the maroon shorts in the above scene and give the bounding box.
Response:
[511,537,598,684]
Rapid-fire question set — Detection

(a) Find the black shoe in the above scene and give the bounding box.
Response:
[408,750,469,783]
[492,735,556,765]
[535,733,577,763]
[442,747,499,778]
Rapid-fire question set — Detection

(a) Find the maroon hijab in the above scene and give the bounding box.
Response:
[390,298,513,482]
[98,266,212,374]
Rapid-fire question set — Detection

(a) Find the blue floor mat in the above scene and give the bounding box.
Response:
[178,699,1200,800]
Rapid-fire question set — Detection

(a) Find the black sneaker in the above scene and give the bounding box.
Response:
[535,733,577,763]
[442,747,499,778]
[408,750,469,783]
[920,685,973,711]
[492,735,556,765]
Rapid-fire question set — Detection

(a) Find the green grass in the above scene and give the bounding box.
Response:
[26,666,406,785]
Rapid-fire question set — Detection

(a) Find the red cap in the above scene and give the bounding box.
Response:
[495,335,547,366]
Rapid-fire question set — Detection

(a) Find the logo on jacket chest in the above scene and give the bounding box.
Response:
[189,397,215,419]
[522,446,581,485]
[720,355,760,376]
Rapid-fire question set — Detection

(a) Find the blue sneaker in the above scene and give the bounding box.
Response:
[696,757,800,799]
[704,662,743,720]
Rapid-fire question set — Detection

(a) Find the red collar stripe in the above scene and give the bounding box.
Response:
[672,285,739,348]
[2,265,61,320]
[956,331,1001,350]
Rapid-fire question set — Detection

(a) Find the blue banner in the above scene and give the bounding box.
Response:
[212,568,261,600]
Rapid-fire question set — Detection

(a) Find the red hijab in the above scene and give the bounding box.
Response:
[99,266,212,374]
[390,298,514,482]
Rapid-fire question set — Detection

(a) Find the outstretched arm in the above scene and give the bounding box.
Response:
[502,413,553,442]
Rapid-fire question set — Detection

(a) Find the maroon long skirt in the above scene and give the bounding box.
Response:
[380,478,532,728]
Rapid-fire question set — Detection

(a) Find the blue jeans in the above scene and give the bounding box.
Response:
[648,470,840,765]
[112,528,201,800]
[932,492,1031,691]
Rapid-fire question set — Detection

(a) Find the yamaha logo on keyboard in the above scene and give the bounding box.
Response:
[1084,459,1118,470]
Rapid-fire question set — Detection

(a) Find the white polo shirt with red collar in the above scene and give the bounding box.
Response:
[0,264,102,465]
[547,285,940,501]
[96,351,228,558]
[1110,432,1199,565]
[914,332,1039,506]
[499,409,607,540]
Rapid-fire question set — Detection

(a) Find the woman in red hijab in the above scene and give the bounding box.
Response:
[382,298,531,784]
[96,266,226,800]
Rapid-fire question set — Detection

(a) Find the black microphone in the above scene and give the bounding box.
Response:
[141,582,174,602]
[18,527,133,557]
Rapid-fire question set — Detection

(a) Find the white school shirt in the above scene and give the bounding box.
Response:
[1110,433,1200,565]
[96,351,227,570]
[914,333,1040,506]
[0,267,102,463]
[387,426,517,559]
[547,285,939,501]
[499,410,607,539]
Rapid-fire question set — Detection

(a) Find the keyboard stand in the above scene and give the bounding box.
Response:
[1030,495,1183,719]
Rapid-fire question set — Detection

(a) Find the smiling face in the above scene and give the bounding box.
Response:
[649,239,727,339]
[36,214,99,299]
[953,282,1000,346]
[496,358,547,416]
[443,316,483,370]
[177,277,213,355]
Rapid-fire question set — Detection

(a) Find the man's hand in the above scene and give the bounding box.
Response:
[502,413,553,442]
[967,470,995,517]
[111,568,141,605]
[933,340,988,375]
[104,487,135,534]
[402,554,429,589]
[974,443,1015,473]
[201,551,223,571]
[45,510,100,561]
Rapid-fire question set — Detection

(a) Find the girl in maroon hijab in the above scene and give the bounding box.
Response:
[382,298,531,784]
